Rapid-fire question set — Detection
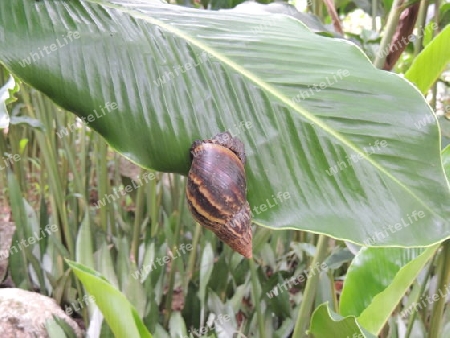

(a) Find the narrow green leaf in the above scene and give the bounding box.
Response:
[46,318,69,338]
[6,170,31,288]
[339,246,438,335]
[199,242,214,304]
[198,242,214,328]
[8,116,45,129]
[96,241,119,288]
[405,25,450,94]
[46,315,78,338]
[66,260,152,338]
[309,303,376,338]
[124,270,147,318]
[168,312,189,338]
[75,212,95,269]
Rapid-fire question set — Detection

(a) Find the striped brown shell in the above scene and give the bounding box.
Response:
[186,132,252,258]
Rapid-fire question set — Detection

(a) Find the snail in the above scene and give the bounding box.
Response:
[186,131,252,258]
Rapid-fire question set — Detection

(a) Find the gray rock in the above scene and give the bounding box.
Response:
[0,288,83,337]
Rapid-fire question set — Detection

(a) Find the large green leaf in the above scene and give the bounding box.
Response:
[1,0,449,246]
[339,246,438,335]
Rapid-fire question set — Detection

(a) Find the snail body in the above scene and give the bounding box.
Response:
[186,132,252,258]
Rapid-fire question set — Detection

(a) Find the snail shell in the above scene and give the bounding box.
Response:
[186,132,252,258]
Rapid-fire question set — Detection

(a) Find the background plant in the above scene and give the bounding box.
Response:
[0,0,449,337]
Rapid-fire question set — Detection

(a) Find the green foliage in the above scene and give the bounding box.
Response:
[405,25,450,94]
[310,304,376,338]
[340,246,438,335]
[67,260,152,338]
[0,0,449,337]
[0,0,449,248]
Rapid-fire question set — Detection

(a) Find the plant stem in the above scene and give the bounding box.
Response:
[313,0,323,18]
[250,258,265,338]
[413,0,429,56]
[163,178,186,328]
[374,0,404,68]
[293,234,329,337]
[429,0,440,111]
[372,0,378,31]
[97,137,108,233]
[147,170,158,238]
[184,222,201,292]
[405,258,434,337]
[429,240,450,338]
[131,169,146,264]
